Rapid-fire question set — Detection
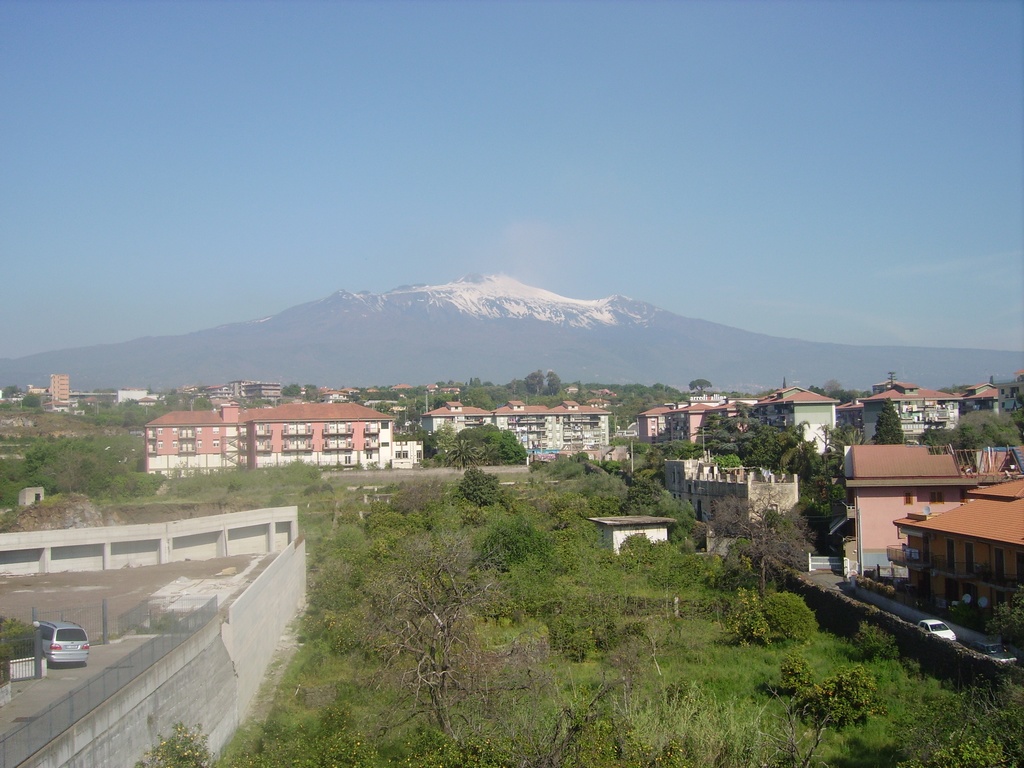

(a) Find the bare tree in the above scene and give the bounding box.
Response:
[364,530,496,736]
[709,486,811,595]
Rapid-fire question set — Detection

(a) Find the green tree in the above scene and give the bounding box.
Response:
[458,467,502,507]
[545,370,562,396]
[22,393,41,408]
[873,399,905,444]
[445,433,482,469]
[689,378,712,392]
[524,370,545,396]
[987,592,1024,646]
[281,383,302,397]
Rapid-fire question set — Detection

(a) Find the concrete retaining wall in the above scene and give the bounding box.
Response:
[21,538,306,768]
[0,507,298,575]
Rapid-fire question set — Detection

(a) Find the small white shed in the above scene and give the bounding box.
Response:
[587,515,676,553]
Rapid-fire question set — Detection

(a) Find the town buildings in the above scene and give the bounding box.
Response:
[860,380,961,443]
[750,386,838,452]
[145,402,417,474]
[420,400,611,453]
[891,479,1024,613]
[840,445,987,575]
[663,458,799,522]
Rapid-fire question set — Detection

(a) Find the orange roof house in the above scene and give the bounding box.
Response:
[892,479,1024,613]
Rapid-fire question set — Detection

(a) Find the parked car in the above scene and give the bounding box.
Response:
[967,640,1017,663]
[36,620,90,665]
[917,619,956,641]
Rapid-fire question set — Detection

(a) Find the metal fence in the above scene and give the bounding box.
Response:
[0,597,218,768]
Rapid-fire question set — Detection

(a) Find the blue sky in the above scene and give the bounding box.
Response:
[2,1,1021,361]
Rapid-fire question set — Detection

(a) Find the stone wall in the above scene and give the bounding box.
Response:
[787,573,1023,689]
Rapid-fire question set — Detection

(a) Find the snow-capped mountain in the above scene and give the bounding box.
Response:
[0,275,1019,390]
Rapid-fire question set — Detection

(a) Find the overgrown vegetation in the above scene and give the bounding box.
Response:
[199,460,1022,768]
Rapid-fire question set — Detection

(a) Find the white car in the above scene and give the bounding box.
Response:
[917,619,956,641]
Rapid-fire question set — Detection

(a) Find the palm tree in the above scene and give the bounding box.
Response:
[444,434,482,469]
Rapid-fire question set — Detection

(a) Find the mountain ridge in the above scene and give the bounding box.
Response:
[0,275,1019,391]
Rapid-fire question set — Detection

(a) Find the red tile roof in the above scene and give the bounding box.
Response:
[895,495,1024,546]
[861,387,961,402]
[146,410,231,426]
[847,445,961,479]
[757,387,839,405]
[968,479,1024,501]
[242,402,390,422]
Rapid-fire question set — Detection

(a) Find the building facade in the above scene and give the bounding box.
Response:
[750,386,838,452]
[664,459,799,522]
[860,381,961,443]
[891,479,1024,614]
[420,400,611,453]
[146,402,417,474]
[841,445,991,575]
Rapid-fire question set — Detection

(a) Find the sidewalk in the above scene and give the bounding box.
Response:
[0,635,151,734]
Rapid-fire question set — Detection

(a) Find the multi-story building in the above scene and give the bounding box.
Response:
[995,370,1024,413]
[146,402,415,474]
[420,402,492,433]
[959,382,1000,414]
[637,405,675,443]
[840,444,989,575]
[48,373,70,406]
[860,381,961,443]
[492,400,610,452]
[890,479,1024,613]
[750,386,838,452]
[419,400,611,453]
[664,458,799,522]
[230,380,282,403]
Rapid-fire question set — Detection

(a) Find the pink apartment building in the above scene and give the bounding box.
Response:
[146,402,402,474]
[841,444,1001,575]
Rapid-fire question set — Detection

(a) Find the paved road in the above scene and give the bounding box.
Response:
[805,569,993,646]
[0,634,152,733]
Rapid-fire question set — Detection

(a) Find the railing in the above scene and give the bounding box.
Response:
[324,424,353,435]
[0,597,217,768]
[282,425,313,436]
[324,440,353,451]
[283,440,313,451]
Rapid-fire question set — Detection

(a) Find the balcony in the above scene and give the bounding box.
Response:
[177,429,196,439]
[887,545,926,567]
[283,440,313,452]
[256,440,274,453]
[324,424,353,435]
[254,425,273,437]
[365,439,380,450]
[324,439,354,451]
[282,424,313,436]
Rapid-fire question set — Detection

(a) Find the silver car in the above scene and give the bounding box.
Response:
[36,620,90,665]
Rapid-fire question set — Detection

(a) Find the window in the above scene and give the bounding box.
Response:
[213,440,220,448]
[964,542,974,573]
[213,427,220,434]
[172,441,178,449]
[929,491,945,504]
[904,493,913,505]
[158,441,163,449]
[197,440,202,448]
[946,539,955,569]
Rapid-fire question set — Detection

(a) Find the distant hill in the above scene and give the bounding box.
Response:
[0,275,1019,391]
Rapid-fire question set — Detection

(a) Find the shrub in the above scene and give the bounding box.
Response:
[853,622,899,661]
[762,591,817,643]
[136,723,211,768]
